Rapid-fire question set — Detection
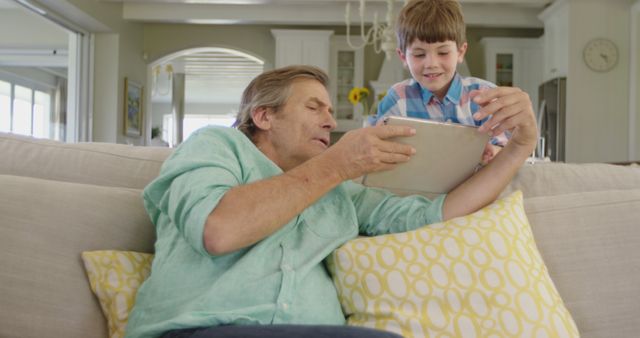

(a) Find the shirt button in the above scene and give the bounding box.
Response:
[281,302,289,310]
[282,264,292,272]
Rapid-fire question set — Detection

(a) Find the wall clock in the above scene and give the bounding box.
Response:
[583,38,619,72]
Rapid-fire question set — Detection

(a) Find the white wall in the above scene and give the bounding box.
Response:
[64,0,146,145]
[92,34,119,143]
[565,0,632,163]
[0,10,67,49]
[634,1,640,161]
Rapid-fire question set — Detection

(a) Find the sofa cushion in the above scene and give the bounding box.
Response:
[0,132,172,189]
[81,251,153,338]
[502,162,640,198]
[524,189,640,338]
[0,175,155,338]
[328,191,578,337]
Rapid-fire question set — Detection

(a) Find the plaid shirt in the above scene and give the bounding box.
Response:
[375,74,509,146]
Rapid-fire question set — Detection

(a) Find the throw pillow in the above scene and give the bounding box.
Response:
[81,250,153,338]
[327,191,579,337]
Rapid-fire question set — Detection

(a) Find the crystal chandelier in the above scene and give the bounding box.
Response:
[345,0,403,60]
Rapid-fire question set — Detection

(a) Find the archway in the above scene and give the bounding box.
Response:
[146,47,264,146]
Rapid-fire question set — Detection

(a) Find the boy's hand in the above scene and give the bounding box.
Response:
[470,87,537,155]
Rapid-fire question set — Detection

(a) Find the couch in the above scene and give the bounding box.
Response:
[1,131,639,338]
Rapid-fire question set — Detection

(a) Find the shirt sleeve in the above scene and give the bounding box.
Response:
[375,87,404,124]
[142,128,245,257]
[342,180,446,236]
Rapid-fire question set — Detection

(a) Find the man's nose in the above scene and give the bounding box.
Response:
[322,109,337,130]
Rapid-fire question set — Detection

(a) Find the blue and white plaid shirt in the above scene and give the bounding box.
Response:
[374,73,509,146]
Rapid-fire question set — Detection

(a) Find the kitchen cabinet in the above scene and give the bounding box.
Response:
[329,36,364,132]
[538,0,569,82]
[271,29,334,72]
[481,37,543,109]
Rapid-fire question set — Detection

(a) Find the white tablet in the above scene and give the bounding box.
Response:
[362,116,490,195]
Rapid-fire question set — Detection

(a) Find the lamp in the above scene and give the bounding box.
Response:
[152,64,173,97]
[345,0,403,60]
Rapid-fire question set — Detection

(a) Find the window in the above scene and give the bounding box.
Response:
[0,79,52,138]
[163,113,236,146]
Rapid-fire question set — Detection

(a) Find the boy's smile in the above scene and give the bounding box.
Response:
[398,40,467,101]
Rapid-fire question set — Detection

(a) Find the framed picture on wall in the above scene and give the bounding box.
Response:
[124,77,144,136]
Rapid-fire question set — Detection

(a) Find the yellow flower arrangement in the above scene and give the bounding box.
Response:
[348,87,372,116]
[348,87,370,105]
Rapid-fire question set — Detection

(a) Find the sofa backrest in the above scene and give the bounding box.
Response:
[502,161,640,198]
[0,132,166,337]
[0,132,173,189]
[0,175,156,338]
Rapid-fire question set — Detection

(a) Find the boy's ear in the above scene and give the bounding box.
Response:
[397,48,408,66]
[457,42,468,63]
[251,106,273,131]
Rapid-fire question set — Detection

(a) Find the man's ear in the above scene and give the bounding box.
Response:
[397,48,408,67]
[251,106,273,131]
[457,42,468,63]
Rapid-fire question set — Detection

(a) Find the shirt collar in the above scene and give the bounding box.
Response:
[415,73,462,105]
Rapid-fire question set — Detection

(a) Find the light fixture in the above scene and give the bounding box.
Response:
[345,0,404,60]
[152,64,173,97]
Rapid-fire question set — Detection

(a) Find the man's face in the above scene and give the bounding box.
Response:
[399,39,467,101]
[261,78,336,171]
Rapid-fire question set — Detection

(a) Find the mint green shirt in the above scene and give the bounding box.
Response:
[125,126,445,338]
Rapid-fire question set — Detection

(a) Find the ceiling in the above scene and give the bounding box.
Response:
[154,48,264,104]
[2,0,554,106]
[100,0,553,28]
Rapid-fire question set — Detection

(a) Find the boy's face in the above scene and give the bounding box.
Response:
[398,39,467,101]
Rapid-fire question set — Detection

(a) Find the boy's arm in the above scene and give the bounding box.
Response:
[375,87,403,122]
[442,86,537,220]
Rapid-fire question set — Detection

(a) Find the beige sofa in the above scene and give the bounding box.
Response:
[1,131,639,338]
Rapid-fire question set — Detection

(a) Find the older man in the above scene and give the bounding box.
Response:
[125,65,537,338]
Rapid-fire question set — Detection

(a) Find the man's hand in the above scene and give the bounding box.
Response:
[481,143,501,165]
[321,125,417,181]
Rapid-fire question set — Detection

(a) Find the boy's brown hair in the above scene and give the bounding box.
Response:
[396,0,466,52]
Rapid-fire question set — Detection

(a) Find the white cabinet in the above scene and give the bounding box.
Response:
[538,0,569,82]
[481,37,543,109]
[271,29,334,73]
[329,36,364,132]
[270,31,365,133]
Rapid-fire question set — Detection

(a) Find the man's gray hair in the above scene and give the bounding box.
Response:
[233,65,330,138]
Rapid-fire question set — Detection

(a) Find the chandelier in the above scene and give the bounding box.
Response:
[345,0,403,60]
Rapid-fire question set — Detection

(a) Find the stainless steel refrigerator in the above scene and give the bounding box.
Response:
[537,77,566,161]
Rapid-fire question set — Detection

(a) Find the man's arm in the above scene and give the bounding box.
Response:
[204,126,417,255]
[442,86,537,220]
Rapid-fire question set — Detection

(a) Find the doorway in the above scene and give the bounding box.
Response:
[148,47,264,147]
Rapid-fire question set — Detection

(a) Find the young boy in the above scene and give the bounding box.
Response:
[375,0,508,163]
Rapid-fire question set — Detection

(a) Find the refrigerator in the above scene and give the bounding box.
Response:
[537,77,566,162]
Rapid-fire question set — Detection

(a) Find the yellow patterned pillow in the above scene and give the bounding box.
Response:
[81,250,153,338]
[328,191,579,337]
